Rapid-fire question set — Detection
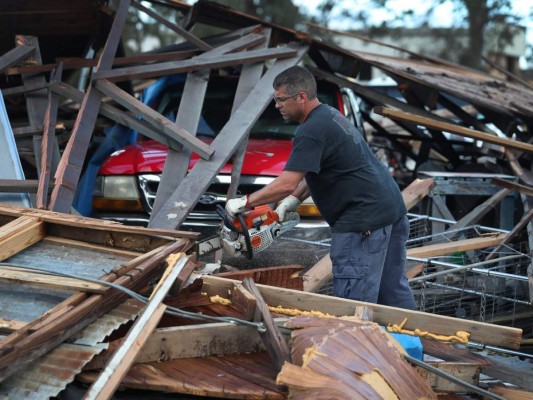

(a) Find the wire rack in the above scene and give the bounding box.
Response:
[317,214,532,338]
[407,214,531,336]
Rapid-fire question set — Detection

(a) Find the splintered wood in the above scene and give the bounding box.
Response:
[277,316,436,399]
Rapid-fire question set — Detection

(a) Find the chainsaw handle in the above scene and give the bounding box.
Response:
[216,205,254,259]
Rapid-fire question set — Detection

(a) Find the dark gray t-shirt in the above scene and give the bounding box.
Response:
[284,104,406,233]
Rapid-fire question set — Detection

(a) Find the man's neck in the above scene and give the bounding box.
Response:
[299,99,321,124]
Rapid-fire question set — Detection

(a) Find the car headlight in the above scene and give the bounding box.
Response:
[93,176,143,212]
[94,176,139,199]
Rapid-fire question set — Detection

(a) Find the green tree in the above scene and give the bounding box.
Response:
[350,0,524,70]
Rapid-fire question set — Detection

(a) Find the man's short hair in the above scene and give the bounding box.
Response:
[273,66,317,99]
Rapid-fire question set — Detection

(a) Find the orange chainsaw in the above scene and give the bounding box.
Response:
[216,204,299,259]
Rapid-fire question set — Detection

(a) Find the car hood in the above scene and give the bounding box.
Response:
[99,138,293,176]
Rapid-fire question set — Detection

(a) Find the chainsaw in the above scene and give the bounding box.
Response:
[216,204,299,259]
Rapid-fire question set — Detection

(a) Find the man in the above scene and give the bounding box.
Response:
[226,66,416,310]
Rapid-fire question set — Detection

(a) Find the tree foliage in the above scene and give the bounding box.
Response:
[354,0,524,70]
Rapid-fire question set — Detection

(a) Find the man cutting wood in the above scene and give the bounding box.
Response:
[226,65,416,310]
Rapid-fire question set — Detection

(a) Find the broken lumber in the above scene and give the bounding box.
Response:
[373,106,533,154]
[0,238,191,383]
[84,253,189,400]
[280,316,436,399]
[198,274,522,349]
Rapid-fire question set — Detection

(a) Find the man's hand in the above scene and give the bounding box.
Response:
[275,195,301,222]
[225,195,250,217]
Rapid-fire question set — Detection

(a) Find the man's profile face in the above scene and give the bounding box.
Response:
[273,84,301,122]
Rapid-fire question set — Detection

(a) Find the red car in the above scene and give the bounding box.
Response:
[91,72,364,232]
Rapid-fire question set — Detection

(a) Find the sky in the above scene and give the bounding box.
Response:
[293,0,532,67]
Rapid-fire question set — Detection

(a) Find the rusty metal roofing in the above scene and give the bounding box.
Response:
[0,299,143,399]
[348,51,533,119]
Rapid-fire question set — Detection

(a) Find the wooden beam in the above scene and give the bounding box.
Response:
[49,0,131,213]
[242,277,291,372]
[84,319,278,369]
[406,234,505,258]
[132,0,211,51]
[37,63,62,209]
[94,79,214,160]
[0,266,107,293]
[444,188,511,241]
[401,178,436,211]
[42,236,141,258]
[0,319,27,334]
[84,253,189,400]
[485,208,533,260]
[227,29,271,201]
[93,47,298,82]
[149,47,307,229]
[0,216,46,261]
[49,81,183,150]
[0,45,34,73]
[374,106,533,154]
[3,50,199,76]
[492,177,533,197]
[150,32,268,217]
[198,274,522,349]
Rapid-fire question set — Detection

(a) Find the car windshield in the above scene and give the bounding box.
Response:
[155,74,339,141]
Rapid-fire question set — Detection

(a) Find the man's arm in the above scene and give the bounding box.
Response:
[247,170,305,208]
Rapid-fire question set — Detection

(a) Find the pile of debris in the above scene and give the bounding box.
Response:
[0,0,532,398]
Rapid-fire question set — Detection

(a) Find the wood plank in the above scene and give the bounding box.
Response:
[374,106,533,153]
[444,188,511,240]
[84,253,189,400]
[406,234,505,258]
[49,81,184,150]
[402,178,436,211]
[131,0,211,51]
[37,63,62,209]
[227,29,271,200]
[0,216,46,261]
[3,50,199,76]
[149,47,307,229]
[485,208,533,260]
[93,47,298,82]
[94,79,214,160]
[84,320,279,369]
[492,177,533,197]
[197,274,522,349]
[0,266,107,293]
[242,278,291,372]
[0,319,27,334]
[49,0,131,213]
[149,31,268,218]
[415,362,480,392]
[0,45,34,73]
[0,203,199,240]
[42,236,141,258]
[490,385,533,400]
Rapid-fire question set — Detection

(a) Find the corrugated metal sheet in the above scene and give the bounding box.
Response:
[348,51,533,119]
[0,299,143,399]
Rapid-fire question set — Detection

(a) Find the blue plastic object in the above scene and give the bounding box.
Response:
[383,327,424,360]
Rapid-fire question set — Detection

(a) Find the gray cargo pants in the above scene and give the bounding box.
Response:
[330,215,416,310]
